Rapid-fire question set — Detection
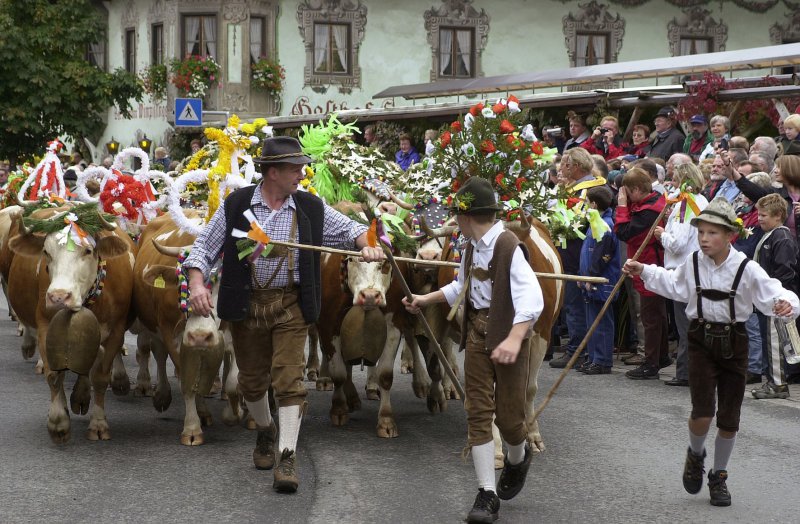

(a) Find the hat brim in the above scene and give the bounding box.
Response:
[690,215,738,232]
[253,154,313,165]
[450,203,504,215]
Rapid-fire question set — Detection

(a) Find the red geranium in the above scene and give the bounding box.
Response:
[501,194,510,201]
[469,103,484,116]
[507,94,520,105]
[515,177,526,191]
[451,121,462,132]
[499,120,516,134]
[440,131,452,148]
[452,180,461,192]
[531,141,544,155]
[522,155,535,169]
[480,140,496,154]
[492,102,506,114]
[505,135,523,149]
[495,173,506,187]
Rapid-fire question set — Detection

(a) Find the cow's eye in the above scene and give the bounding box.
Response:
[83,248,93,256]
[380,261,391,274]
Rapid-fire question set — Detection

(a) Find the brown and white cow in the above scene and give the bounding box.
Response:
[132,211,237,446]
[1,204,135,443]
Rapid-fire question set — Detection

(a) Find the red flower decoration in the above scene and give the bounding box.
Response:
[507,94,520,105]
[480,140,496,154]
[499,120,516,134]
[495,173,506,187]
[469,103,484,116]
[522,155,535,169]
[501,194,510,201]
[566,197,581,209]
[100,172,153,221]
[440,131,452,148]
[452,180,461,192]
[505,135,523,149]
[492,102,506,114]
[451,121,462,132]
[531,141,544,155]
[515,177,525,191]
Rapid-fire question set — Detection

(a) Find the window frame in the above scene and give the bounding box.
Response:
[437,26,476,79]
[182,14,218,59]
[574,31,611,67]
[151,23,164,65]
[312,22,352,76]
[250,15,267,64]
[124,28,136,73]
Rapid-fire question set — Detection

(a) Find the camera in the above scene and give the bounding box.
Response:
[546,127,563,137]
[599,128,611,134]
[719,137,729,151]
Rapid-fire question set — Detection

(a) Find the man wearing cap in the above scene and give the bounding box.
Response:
[649,106,686,161]
[183,136,384,494]
[683,115,713,162]
[403,177,544,524]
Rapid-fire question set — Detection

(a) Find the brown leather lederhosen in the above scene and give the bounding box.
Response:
[686,251,750,431]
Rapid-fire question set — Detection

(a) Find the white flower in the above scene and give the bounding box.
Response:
[451,167,458,179]
[249,136,260,145]
[521,124,537,142]
[508,100,521,114]
[481,107,496,119]
[262,125,274,137]
[461,143,476,156]
[464,113,475,130]
[510,159,522,175]
[425,140,435,156]
[65,213,78,222]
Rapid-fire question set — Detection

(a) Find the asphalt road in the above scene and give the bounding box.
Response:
[1,297,798,523]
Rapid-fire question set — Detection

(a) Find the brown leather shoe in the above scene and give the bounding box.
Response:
[252,423,277,470]
[273,449,299,493]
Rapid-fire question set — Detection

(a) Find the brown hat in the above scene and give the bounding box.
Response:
[450,177,503,215]
[253,136,313,166]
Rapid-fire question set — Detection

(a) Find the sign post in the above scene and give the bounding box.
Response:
[175,98,203,127]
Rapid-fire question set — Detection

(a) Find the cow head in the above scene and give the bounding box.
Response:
[345,256,392,310]
[10,206,128,311]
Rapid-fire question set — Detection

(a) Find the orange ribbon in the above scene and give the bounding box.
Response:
[367,219,378,248]
[246,221,271,245]
[666,191,701,218]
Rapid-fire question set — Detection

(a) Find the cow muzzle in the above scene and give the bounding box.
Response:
[46,289,79,311]
[356,288,384,309]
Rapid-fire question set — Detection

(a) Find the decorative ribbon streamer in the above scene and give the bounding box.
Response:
[666,191,701,223]
[231,209,273,261]
[586,208,611,242]
[56,213,95,252]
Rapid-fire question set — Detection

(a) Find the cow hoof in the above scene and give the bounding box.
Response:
[133,383,153,397]
[330,411,349,427]
[34,359,44,375]
[220,390,229,401]
[307,369,319,381]
[221,405,241,426]
[245,416,258,430]
[181,432,204,446]
[529,436,545,453]
[86,419,110,441]
[412,381,430,399]
[400,362,412,374]
[376,417,399,438]
[111,376,131,397]
[152,387,172,412]
[365,388,380,401]
[70,377,91,416]
[48,421,71,444]
[21,341,36,360]
[448,387,461,400]
[316,378,333,391]
[426,394,448,414]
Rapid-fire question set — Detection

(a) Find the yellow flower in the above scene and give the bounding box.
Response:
[735,218,743,226]
[304,166,314,179]
[458,200,467,210]
[309,187,318,196]
[300,178,310,188]
[253,118,268,128]
[228,114,241,129]
[241,123,255,135]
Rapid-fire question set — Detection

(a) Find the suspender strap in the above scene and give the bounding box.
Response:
[693,250,749,323]
[693,251,703,321]
[728,258,749,323]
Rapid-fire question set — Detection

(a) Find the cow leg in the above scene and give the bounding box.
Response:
[70,374,91,415]
[345,366,362,412]
[46,369,71,443]
[399,342,413,374]
[222,334,244,426]
[525,334,548,453]
[306,325,320,381]
[134,332,153,397]
[406,332,431,399]
[440,339,461,400]
[365,365,380,400]
[111,351,131,396]
[178,390,203,446]
[328,345,349,426]
[376,324,402,438]
[418,336,447,415]
[20,324,36,360]
[150,334,173,413]
[87,345,113,441]
[316,353,333,391]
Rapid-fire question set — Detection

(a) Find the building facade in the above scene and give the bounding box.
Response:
[96,0,800,158]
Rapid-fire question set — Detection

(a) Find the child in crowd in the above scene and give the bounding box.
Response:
[623,197,799,507]
[424,129,438,156]
[751,193,798,399]
[777,114,800,156]
[577,186,619,374]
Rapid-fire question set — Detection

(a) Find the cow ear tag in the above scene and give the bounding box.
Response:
[154,275,166,289]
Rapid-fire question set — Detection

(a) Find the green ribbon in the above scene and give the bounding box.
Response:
[587,208,611,241]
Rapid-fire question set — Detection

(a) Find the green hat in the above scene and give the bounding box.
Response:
[450,177,503,215]
[690,197,738,232]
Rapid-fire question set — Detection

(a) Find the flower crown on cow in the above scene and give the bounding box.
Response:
[22,202,117,251]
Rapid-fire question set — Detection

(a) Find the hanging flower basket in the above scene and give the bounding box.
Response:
[169,55,222,99]
[251,57,285,98]
[140,63,168,102]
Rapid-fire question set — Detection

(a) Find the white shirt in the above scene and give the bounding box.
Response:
[660,192,708,269]
[441,221,544,325]
[640,247,800,323]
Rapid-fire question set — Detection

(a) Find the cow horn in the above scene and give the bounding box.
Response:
[419,215,457,238]
[97,212,118,231]
[152,239,190,258]
[518,210,531,231]
[387,191,415,210]
[18,216,33,236]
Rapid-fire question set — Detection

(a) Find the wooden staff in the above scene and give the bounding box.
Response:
[262,238,608,284]
[531,203,671,423]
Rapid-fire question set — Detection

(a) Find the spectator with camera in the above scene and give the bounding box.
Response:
[582,115,626,160]
[542,125,567,154]
[648,106,685,161]
[699,115,731,161]
[563,114,591,151]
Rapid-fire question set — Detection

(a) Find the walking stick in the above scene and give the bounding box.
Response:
[531,203,671,423]
[379,242,467,401]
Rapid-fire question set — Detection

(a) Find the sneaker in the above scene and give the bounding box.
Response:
[745,372,762,384]
[751,381,790,399]
[664,377,689,387]
[625,363,659,380]
[575,360,592,373]
[467,488,500,523]
[623,354,645,366]
[682,447,706,494]
[273,449,299,493]
[708,470,731,507]
[583,363,611,375]
[252,423,277,470]
[497,443,533,500]
[549,353,583,369]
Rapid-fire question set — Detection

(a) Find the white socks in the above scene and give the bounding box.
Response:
[689,430,707,455]
[278,405,301,452]
[245,394,273,428]
[472,441,496,493]
[505,440,526,466]
[713,434,736,472]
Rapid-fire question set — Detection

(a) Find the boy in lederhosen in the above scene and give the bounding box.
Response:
[623,197,799,507]
[403,177,544,523]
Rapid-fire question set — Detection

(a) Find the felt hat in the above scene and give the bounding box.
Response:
[690,197,738,232]
[253,136,313,166]
[450,177,503,215]
[655,106,676,119]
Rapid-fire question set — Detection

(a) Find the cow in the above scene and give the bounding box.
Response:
[131,211,238,446]
[1,203,135,443]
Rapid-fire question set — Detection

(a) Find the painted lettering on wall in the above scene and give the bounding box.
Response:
[114,103,169,121]
[290,96,395,116]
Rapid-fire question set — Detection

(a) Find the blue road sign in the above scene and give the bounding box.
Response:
[175,98,203,127]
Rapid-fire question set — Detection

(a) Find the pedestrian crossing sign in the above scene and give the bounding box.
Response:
[175,98,203,127]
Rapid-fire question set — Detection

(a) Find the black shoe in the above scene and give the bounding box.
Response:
[664,377,689,387]
[549,353,573,369]
[583,363,611,375]
[467,489,500,523]
[575,360,592,373]
[658,357,673,369]
[273,449,299,493]
[626,363,659,380]
[745,372,762,385]
[497,443,533,500]
[708,469,731,507]
[786,374,800,384]
[682,447,706,494]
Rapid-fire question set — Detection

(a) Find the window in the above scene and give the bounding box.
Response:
[250,16,267,64]
[667,7,726,57]
[678,37,711,56]
[438,27,474,78]
[151,24,164,65]
[124,29,136,73]
[183,15,217,59]
[313,23,350,75]
[575,32,610,66]
[86,39,106,70]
